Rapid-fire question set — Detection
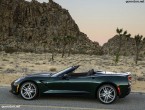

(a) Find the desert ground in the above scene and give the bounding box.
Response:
[0,52,145,92]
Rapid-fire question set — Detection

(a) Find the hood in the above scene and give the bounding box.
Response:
[26,72,55,77]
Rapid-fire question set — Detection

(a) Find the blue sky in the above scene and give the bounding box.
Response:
[26,0,145,45]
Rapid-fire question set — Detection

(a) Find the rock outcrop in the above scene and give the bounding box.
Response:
[0,0,102,54]
[102,35,145,55]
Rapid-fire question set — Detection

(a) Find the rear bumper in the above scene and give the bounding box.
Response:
[119,85,131,98]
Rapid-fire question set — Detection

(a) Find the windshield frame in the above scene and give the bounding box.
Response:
[51,66,79,77]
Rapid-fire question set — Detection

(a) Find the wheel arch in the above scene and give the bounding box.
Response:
[95,82,119,97]
[19,80,39,95]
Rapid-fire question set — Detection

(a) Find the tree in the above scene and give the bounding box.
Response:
[61,36,69,58]
[42,41,48,53]
[124,33,131,64]
[49,36,60,61]
[124,34,131,55]
[60,36,77,58]
[114,28,131,65]
[49,0,53,3]
[67,36,77,57]
[134,35,145,65]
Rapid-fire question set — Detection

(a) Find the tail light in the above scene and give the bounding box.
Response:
[128,75,132,85]
[117,86,121,95]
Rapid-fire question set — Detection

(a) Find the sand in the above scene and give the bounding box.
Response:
[0,52,145,92]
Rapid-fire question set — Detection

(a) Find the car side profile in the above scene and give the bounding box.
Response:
[10,65,131,104]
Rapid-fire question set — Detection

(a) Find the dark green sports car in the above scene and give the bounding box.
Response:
[10,65,131,104]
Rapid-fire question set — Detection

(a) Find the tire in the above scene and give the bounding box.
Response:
[97,84,117,104]
[20,82,38,100]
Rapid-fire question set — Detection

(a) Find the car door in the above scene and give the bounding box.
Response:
[44,75,95,94]
[41,69,97,94]
[67,76,96,94]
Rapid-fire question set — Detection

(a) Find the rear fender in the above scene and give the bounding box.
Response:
[95,82,119,97]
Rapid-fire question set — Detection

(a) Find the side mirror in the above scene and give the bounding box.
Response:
[62,74,69,80]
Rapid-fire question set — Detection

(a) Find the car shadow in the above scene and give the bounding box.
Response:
[39,94,97,102]
[9,91,130,105]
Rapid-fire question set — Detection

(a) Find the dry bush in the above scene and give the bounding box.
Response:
[2,59,9,61]
[4,68,16,73]
[49,67,57,72]
[137,76,145,81]
[0,67,3,70]
[35,62,41,65]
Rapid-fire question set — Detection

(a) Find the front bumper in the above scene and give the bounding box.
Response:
[10,81,19,95]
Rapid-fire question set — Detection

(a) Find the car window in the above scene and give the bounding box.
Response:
[51,67,72,77]
[73,66,88,73]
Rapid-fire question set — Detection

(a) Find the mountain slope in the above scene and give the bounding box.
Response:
[0,0,102,54]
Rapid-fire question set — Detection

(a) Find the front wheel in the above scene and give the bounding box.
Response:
[20,82,38,100]
[97,84,117,104]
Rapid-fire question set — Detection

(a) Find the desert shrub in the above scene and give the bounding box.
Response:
[43,62,46,64]
[138,57,143,61]
[35,63,41,65]
[0,67,3,69]
[21,68,28,73]
[137,77,145,81]
[2,58,9,61]
[131,74,137,81]
[4,68,16,73]
[49,67,57,72]
[5,47,17,53]
[10,62,13,64]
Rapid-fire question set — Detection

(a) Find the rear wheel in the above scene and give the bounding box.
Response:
[97,84,117,104]
[20,82,38,100]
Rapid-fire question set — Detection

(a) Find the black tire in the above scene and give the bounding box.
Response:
[20,82,38,100]
[97,84,117,104]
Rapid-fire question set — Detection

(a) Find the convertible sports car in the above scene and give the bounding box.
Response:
[10,65,131,104]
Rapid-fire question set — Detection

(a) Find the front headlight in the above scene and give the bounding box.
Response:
[14,78,21,83]
[13,77,24,85]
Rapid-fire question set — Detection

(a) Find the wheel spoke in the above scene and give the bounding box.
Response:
[106,87,109,92]
[22,86,27,90]
[30,89,36,93]
[100,93,105,97]
[109,88,114,93]
[27,92,31,98]
[103,87,107,92]
[28,83,31,89]
[108,94,114,99]
[23,91,27,96]
[104,96,108,103]
[29,92,33,98]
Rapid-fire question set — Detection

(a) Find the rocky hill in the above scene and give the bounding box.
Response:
[0,0,102,54]
[102,35,145,55]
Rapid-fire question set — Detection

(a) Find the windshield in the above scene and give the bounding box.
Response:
[51,67,72,77]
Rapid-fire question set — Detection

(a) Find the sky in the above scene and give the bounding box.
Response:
[26,0,145,45]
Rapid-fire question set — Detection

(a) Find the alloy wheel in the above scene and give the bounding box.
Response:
[20,82,38,100]
[97,85,117,104]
